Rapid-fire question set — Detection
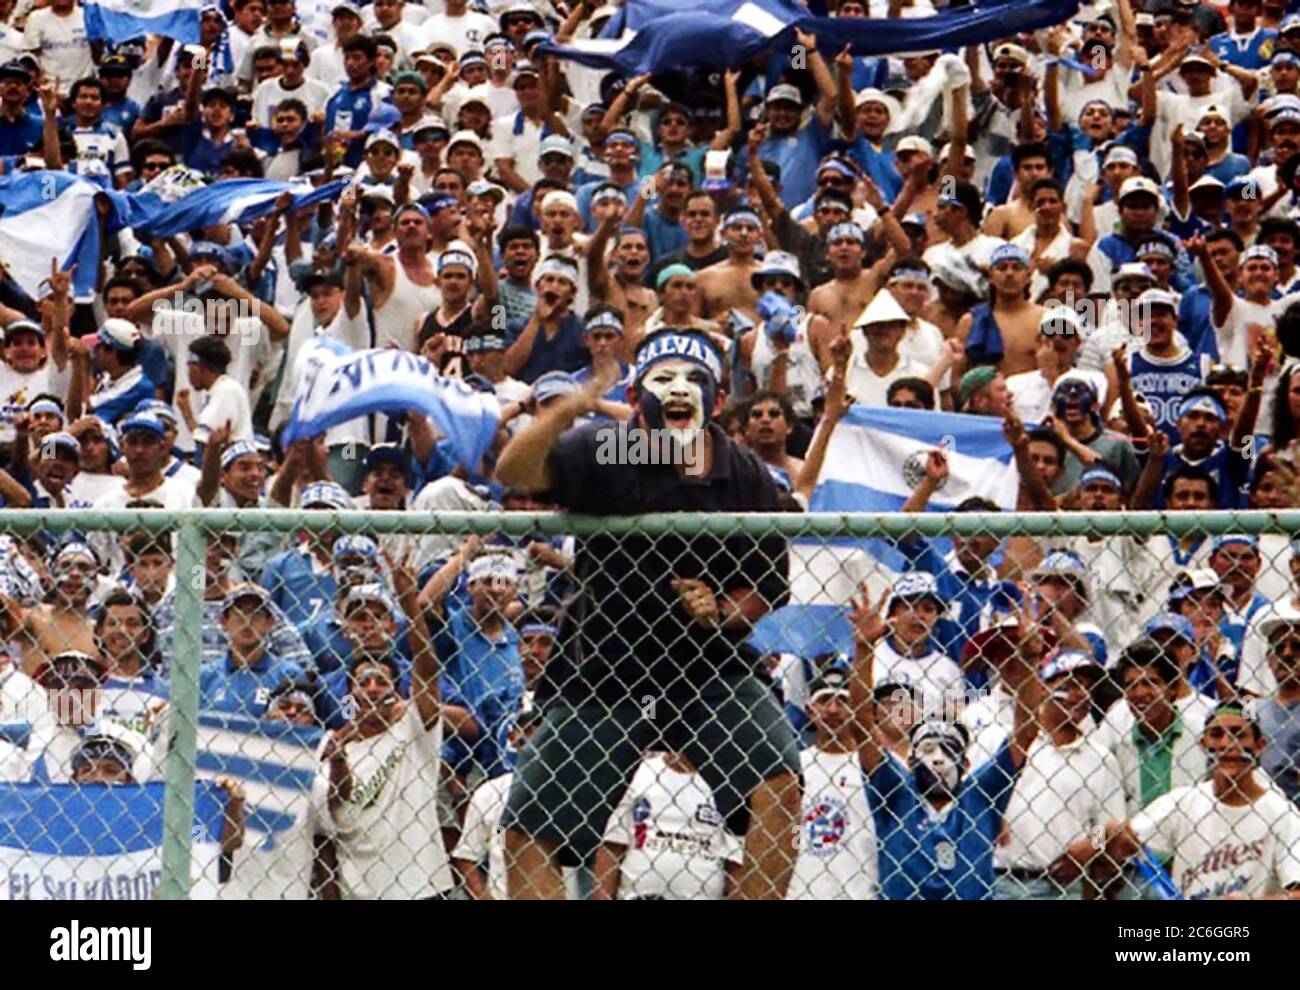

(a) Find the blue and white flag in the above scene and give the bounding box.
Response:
[543,0,1079,76]
[0,172,103,300]
[283,339,502,470]
[0,780,224,900]
[84,0,205,44]
[749,406,1020,659]
[195,712,320,899]
[120,171,350,239]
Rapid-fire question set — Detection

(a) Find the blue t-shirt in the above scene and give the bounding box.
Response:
[866,740,1020,900]
[101,97,141,137]
[1128,348,1210,445]
[574,176,639,229]
[641,206,689,262]
[198,652,306,718]
[1156,442,1252,510]
[324,78,383,167]
[259,547,337,627]
[505,311,590,383]
[0,110,44,157]
[1208,27,1279,69]
[755,114,833,208]
[180,120,236,176]
[434,606,525,777]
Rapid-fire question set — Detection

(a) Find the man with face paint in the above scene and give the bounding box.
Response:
[848,584,1046,900]
[1055,701,1300,899]
[786,668,879,900]
[1048,373,1142,494]
[496,329,800,900]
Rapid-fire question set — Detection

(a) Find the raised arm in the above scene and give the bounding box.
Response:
[495,369,613,491]
[1186,234,1234,328]
[795,29,837,129]
[1170,123,1190,220]
[389,548,440,729]
[900,449,949,513]
[211,271,290,339]
[795,328,851,500]
[847,584,890,774]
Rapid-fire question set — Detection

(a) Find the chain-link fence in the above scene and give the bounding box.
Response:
[2,508,1300,902]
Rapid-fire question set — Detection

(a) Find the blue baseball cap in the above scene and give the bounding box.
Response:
[1144,611,1196,645]
[119,413,165,440]
[333,534,378,560]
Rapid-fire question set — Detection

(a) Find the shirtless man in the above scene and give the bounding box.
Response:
[955,243,1043,376]
[742,391,804,486]
[6,542,98,677]
[696,206,763,323]
[348,203,442,351]
[587,209,656,348]
[982,142,1053,241]
[807,221,883,348]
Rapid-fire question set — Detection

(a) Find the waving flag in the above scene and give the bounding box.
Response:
[0,779,224,900]
[750,406,1020,659]
[84,0,205,44]
[120,171,350,238]
[195,712,320,899]
[543,0,1079,76]
[283,339,502,470]
[0,172,104,300]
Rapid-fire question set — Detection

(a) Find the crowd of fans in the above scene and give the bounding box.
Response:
[0,0,1298,900]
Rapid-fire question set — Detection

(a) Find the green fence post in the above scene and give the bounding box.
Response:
[159,513,206,900]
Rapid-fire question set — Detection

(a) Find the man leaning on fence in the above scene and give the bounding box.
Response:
[494,327,803,899]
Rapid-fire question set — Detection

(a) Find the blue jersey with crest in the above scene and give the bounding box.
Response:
[1128,347,1209,446]
[1208,27,1278,69]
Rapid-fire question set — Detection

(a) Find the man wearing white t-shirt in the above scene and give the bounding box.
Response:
[419,0,496,56]
[183,336,254,452]
[594,751,744,900]
[0,319,65,444]
[994,651,1126,900]
[312,556,455,900]
[1054,701,1300,900]
[453,707,545,900]
[21,0,92,98]
[250,41,331,126]
[787,669,878,900]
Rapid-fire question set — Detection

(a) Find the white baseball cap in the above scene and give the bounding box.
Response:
[1118,175,1161,201]
[766,83,803,106]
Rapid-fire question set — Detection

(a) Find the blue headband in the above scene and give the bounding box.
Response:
[722,209,761,230]
[520,622,558,638]
[586,310,624,335]
[1179,393,1226,421]
[828,221,865,243]
[1079,465,1123,491]
[634,331,723,385]
[889,265,930,284]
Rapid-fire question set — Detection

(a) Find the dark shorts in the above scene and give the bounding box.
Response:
[500,673,801,863]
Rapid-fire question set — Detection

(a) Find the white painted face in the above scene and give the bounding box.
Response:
[914,737,961,791]
[642,358,709,445]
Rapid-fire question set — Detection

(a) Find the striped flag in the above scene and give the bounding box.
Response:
[84,0,206,45]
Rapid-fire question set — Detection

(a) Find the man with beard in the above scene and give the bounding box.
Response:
[7,542,99,678]
[847,583,1045,900]
[495,329,799,899]
[1055,698,1300,899]
[311,553,456,900]
[786,668,878,900]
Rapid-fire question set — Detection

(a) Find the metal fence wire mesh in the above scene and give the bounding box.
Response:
[2,509,1300,901]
